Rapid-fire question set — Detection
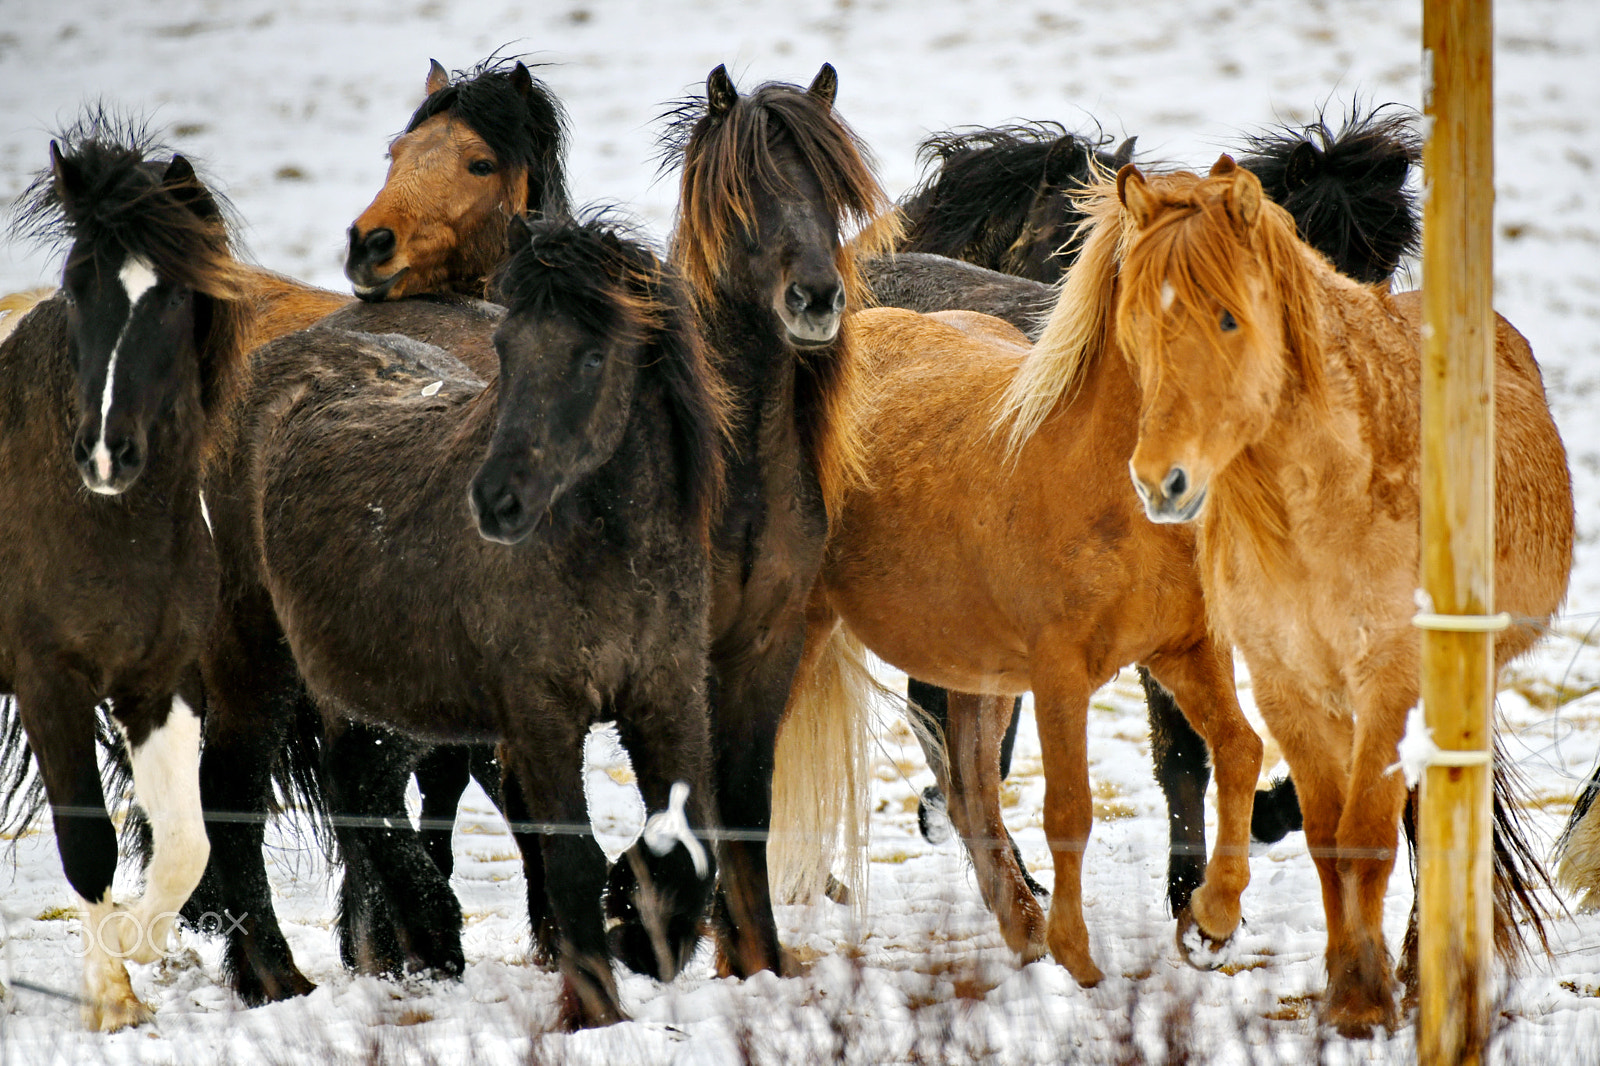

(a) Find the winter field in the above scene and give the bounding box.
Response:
[2,0,1600,1061]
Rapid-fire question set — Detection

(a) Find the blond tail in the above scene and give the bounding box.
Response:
[767,621,877,916]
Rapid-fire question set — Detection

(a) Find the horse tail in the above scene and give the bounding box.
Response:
[1236,105,1421,286]
[0,696,44,849]
[768,621,876,914]
[1401,737,1556,970]
[272,690,334,858]
[1556,760,1600,911]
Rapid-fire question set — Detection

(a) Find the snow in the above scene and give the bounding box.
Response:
[3,0,1600,1061]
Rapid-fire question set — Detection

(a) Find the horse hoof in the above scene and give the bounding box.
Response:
[83,992,153,1033]
[917,785,954,845]
[1175,908,1236,971]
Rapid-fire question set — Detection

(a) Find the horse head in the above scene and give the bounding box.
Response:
[44,138,242,495]
[664,63,897,349]
[345,57,569,301]
[469,214,719,545]
[1116,157,1311,525]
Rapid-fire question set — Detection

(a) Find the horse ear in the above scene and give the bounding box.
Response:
[161,154,221,222]
[1117,164,1159,228]
[808,63,838,108]
[1208,154,1239,178]
[425,59,450,98]
[1284,140,1322,192]
[1111,136,1138,169]
[1220,159,1263,234]
[505,213,534,254]
[1042,136,1087,187]
[510,61,534,100]
[50,141,87,216]
[706,65,738,117]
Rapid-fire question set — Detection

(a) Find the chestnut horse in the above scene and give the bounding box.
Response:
[345,55,569,301]
[780,241,1269,983]
[0,117,342,1030]
[1113,158,1571,1034]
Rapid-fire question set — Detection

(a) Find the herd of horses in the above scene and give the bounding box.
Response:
[0,52,1581,1041]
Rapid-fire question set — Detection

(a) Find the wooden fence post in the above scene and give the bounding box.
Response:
[1418,0,1496,1062]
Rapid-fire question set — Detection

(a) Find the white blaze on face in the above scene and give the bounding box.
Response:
[87,256,159,492]
[1160,280,1176,311]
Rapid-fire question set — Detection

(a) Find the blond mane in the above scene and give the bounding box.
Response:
[995,179,1134,454]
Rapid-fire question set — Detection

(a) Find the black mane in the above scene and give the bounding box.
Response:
[1236,104,1421,285]
[11,108,238,293]
[408,54,571,218]
[493,212,726,534]
[898,122,1128,276]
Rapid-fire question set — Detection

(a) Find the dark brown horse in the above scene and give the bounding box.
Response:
[194,213,728,1027]
[0,116,266,1030]
[600,63,898,979]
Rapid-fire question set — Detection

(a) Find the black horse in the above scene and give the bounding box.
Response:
[0,116,251,1030]
[191,213,727,1028]
[869,105,1425,913]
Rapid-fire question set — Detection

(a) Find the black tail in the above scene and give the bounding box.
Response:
[1236,104,1422,285]
[273,689,333,858]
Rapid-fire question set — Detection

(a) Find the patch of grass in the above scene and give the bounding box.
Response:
[1505,677,1600,711]
[34,905,74,921]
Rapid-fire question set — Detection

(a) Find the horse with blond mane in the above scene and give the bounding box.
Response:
[1113,157,1571,1034]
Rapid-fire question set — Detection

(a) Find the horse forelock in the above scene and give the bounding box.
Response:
[661,81,897,306]
[406,56,571,216]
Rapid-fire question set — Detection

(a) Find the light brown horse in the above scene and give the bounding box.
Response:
[1112,158,1573,1035]
[780,205,1267,985]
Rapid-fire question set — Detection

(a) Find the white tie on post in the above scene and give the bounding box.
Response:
[642,781,709,879]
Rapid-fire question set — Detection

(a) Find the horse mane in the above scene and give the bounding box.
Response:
[492,213,730,538]
[995,180,1133,454]
[1116,168,1335,573]
[658,75,900,516]
[407,52,571,218]
[898,122,1120,268]
[1236,103,1420,285]
[10,108,257,459]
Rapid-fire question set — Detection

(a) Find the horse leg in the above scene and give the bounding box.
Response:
[1252,673,1360,1028]
[194,600,316,1004]
[941,690,1047,961]
[709,637,806,978]
[1029,652,1101,985]
[1324,666,1415,1036]
[501,737,623,1030]
[1145,640,1262,957]
[607,682,718,982]
[325,721,462,981]
[1141,666,1209,916]
[497,757,557,968]
[112,678,210,967]
[15,669,144,1030]
[414,745,473,878]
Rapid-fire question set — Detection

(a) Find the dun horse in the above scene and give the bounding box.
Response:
[0,117,335,1030]
[195,214,727,1027]
[1114,158,1570,1034]
[866,106,1421,912]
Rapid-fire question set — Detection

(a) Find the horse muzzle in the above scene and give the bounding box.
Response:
[345,224,409,301]
[72,427,145,496]
[1131,463,1208,524]
[779,279,845,348]
[469,459,559,546]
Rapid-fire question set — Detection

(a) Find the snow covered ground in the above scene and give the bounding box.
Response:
[2,0,1599,1061]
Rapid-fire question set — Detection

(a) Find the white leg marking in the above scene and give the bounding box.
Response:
[87,257,158,493]
[76,895,151,1031]
[123,695,209,964]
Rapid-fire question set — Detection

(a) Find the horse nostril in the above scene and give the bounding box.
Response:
[786,283,808,316]
[490,488,523,531]
[1162,466,1189,500]
[72,436,92,467]
[363,228,397,263]
[829,286,846,314]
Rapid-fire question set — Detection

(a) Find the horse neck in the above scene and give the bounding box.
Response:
[701,294,804,466]
[238,268,350,352]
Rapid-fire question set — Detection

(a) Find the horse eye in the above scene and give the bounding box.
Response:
[581,350,604,370]
[1219,310,1239,332]
[169,290,190,309]
[467,159,496,177]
